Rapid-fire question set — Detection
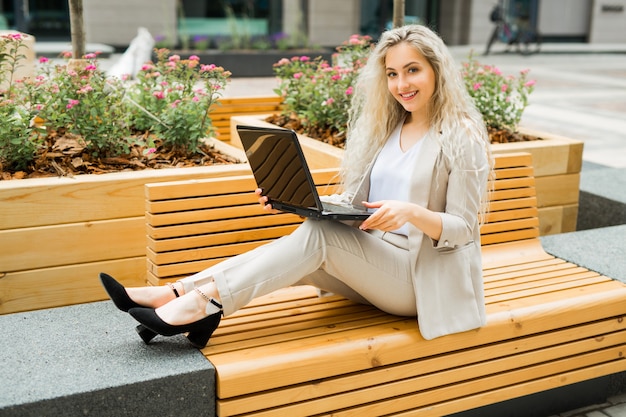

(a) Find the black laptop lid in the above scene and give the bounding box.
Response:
[237,125,323,211]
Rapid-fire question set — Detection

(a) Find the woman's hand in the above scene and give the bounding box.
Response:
[359,200,414,232]
[255,188,280,214]
[359,200,443,241]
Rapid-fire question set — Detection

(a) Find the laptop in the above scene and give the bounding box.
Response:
[237,125,371,220]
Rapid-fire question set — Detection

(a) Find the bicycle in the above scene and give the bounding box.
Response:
[485,10,541,56]
[505,18,542,55]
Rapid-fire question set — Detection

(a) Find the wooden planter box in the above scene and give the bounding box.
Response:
[492,127,583,235]
[0,139,249,315]
[230,115,584,236]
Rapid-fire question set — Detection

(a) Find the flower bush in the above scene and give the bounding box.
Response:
[462,54,536,133]
[272,34,372,146]
[126,49,231,154]
[0,32,231,176]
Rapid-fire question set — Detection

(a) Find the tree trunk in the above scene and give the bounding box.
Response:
[392,0,405,28]
[68,0,85,59]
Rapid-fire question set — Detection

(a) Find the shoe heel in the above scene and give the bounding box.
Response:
[186,330,212,348]
[136,324,158,344]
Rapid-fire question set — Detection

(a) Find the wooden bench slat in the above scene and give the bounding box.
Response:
[493,152,533,168]
[479,217,539,235]
[148,240,270,269]
[480,228,540,245]
[147,214,301,239]
[216,321,625,415]
[485,260,588,283]
[481,239,552,266]
[208,310,398,356]
[147,225,298,252]
[486,274,608,304]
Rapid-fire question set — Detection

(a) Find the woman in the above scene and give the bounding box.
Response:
[100,24,492,347]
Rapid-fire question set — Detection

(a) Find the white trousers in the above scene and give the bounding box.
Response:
[179,219,418,317]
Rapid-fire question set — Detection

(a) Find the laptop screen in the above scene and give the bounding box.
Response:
[238,126,320,210]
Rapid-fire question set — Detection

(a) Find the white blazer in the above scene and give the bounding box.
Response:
[351,128,490,339]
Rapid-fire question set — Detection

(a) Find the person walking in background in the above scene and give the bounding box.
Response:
[100,24,492,348]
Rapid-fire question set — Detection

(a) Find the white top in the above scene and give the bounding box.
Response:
[368,121,425,236]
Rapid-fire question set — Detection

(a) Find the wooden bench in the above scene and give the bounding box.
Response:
[144,152,626,416]
[210,96,283,143]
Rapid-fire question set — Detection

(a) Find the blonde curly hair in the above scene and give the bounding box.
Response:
[341,24,491,198]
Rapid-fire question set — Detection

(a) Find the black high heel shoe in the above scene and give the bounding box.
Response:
[99,272,182,344]
[99,272,143,312]
[129,300,223,348]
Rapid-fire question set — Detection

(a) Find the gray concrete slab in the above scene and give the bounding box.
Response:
[0,301,215,417]
[578,167,626,230]
[540,224,626,284]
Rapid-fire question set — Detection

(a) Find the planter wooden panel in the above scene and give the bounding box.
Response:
[0,139,249,314]
[230,114,584,236]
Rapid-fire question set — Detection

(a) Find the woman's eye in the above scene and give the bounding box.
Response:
[386,71,397,78]
[408,67,419,73]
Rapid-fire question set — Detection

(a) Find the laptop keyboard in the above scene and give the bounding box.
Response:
[322,202,369,214]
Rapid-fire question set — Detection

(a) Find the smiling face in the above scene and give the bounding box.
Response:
[385,42,436,119]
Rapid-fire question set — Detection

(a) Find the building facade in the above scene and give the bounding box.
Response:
[1,0,624,48]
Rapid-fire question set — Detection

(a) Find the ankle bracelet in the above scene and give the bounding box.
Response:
[194,287,223,310]
[167,282,180,298]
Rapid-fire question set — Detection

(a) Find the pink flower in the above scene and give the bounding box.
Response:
[293,72,303,79]
[200,64,216,72]
[62,51,73,59]
[345,86,353,95]
[169,55,181,62]
[84,53,97,59]
[192,96,200,102]
[78,85,93,94]
[299,56,310,62]
[324,98,335,105]
[39,56,49,64]
[141,64,154,71]
[492,67,502,76]
[11,33,22,40]
[145,147,157,155]
[153,91,165,99]
[189,55,200,61]
[84,64,97,71]
[524,80,536,87]
[170,99,181,108]
[35,104,44,111]
[473,83,482,91]
[66,99,80,109]
[331,74,341,81]
[520,68,530,75]
[501,84,508,92]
